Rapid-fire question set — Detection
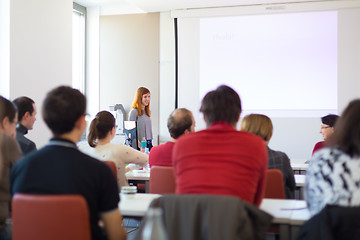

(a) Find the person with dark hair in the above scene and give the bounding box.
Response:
[305,99,360,216]
[172,85,268,206]
[128,87,153,150]
[10,87,126,240]
[241,114,296,199]
[86,111,148,189]
[312,114,339,155]
[0,96,22,240]
[12,96,37,155]
[149,108,195,167]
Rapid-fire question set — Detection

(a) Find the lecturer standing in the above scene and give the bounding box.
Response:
[128,87,153,150]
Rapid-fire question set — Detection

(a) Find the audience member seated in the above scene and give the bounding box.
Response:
[173,85,268,206]
[0,96,22,240]
[305,99,360,216]
[10,86,126,240]
[241,114,296,199]
[312,114,339,155]
[86,111,148,190]
[12,96,37,155]
[149,108,195,167]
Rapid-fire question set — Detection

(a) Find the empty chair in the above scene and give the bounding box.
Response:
[264,169,285,199]
[104,160,117,180]
[12,193,91,240]
[149,166,176,194]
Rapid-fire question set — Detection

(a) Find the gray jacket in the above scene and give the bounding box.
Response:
[135,194,273,240]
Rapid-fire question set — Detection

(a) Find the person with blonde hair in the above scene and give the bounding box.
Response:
[87,111,148,189]
[241,114,295,199]
[128,87,153,150]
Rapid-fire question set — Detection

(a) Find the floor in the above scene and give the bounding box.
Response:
[124,218,141,240]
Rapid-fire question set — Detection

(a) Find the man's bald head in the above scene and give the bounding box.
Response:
[167,108,194,139]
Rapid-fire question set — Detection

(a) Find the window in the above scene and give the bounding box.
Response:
[72,3,86,94]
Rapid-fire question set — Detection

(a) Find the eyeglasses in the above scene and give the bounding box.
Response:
[83,113,91,121]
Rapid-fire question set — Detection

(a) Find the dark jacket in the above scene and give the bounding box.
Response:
[297,205,360,240]
[16,124,36,155]
[135,194,273,240]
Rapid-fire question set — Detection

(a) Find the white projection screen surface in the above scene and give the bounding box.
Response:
[179,11,337,119]
[200,12,337,115]
[176,6,360,160]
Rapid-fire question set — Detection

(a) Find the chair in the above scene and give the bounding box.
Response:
[135,194,273,240]
[264,169,286,199]
[104,160,117,180]
[297,205,360,240]
[124,120,138,150]
[12,193,91,240]
[149,166,176,194]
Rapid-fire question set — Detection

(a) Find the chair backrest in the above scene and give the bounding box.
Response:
[104,161,117,180]
[149,166,176,194]
[297,205,360,240]
[136,194,273,240]
[264,169,285,199]
[12,193,91,240]
[124,120,137,150]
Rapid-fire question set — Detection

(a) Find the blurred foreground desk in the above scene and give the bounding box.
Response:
[119,194,310,240]
[260,199,310,240]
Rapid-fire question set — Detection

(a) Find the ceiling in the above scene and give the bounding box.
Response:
[74,0,324,15]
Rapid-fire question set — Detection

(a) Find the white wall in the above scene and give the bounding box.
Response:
[86,7,100,120]
[99,13,160,144]
[165,2,360,161]
[159,12,176,144]
[0,0,10,97]
[10,0,73,147]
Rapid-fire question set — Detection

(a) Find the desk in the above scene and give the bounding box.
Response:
[126,170,150,181]
[119,193,160,217]
[291,162,308,175]
[295,175,305,187]
[289,200,310,240]
[126,170,150,192]
[295,175,306,200]
[260,199,310,240]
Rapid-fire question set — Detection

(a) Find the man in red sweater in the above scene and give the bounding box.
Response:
[173,85,268,206]
[149,108,194,167]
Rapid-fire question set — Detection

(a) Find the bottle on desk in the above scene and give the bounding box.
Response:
[140,137,147,153]
[141,207,168,240]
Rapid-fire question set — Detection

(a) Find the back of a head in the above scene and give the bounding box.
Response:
[241,114,273,142]
[321,114,339,127]
[87,111,115,147]
[42,86,86,136]
[13,96,35,122]
[200,85,241,127]
[0,96,17,124]
[329,99,360,157]
[167,108,193,139]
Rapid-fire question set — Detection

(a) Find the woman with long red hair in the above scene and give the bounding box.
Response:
[128,87,153,150]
